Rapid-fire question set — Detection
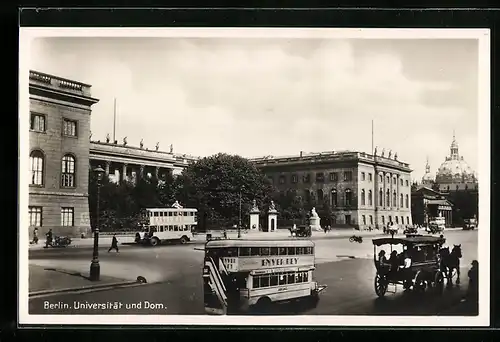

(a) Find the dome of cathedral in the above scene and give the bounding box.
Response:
[435,134,477,184]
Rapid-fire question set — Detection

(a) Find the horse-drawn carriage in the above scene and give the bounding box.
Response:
[372,235,447,297]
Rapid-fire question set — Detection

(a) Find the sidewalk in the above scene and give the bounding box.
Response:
[29,235,137,250]
[29,264,137,295]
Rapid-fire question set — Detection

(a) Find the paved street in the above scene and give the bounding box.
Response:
[29,230,478,315]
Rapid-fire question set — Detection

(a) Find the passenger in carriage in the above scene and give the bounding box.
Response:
[378,250,388,267]
[388,250,399,274]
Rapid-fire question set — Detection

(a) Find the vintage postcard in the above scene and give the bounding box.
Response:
[19,27,490,326]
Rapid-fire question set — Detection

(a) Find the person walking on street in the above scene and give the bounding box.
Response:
[108,234,119,253]
[45,229,53,248]
[32,227,39,244]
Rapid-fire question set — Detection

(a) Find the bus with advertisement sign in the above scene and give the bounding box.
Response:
[202,239,327,314]
[135,207,197,246]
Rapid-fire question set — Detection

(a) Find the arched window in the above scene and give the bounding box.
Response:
[368,190,373,206]
[379,174,383,183]
[405,194,409,208]
[386,175,390,184]
[30,150,44,185]
[386,189,390,207]
[379,189,383,206]
[395,216,399,224]
[317,189,324,201]
[400,179,403,186]
[400,193,404,207]
[392,191,396,207]
[361,189,365,206]
[61,154,76,187]
[331,189,337,207]
[345,189,352,206]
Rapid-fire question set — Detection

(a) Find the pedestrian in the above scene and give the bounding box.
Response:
[32,227,39,244]
[45,229,53,248]
[108,234,119,253]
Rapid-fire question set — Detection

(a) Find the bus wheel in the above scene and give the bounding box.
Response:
[255,297,272,314]
[180,236,189,244]
[150,237,160,247]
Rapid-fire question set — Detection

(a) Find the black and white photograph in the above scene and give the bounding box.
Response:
[19,28,490,326]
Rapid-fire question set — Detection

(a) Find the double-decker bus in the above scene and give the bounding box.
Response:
[202,239,327,314]
[135,207,197,246]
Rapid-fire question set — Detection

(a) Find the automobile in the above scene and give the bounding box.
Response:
[463,218,477,230]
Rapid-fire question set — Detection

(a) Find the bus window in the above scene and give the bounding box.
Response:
[184,226,189,231]
[154,212,159,217]
[287,247,296,255]
[278,247,287,256]
[260,275,270,288]
[250,247,260,256]
[305,247,313,255]
[226,247,238,257]
[168,212,173,217]
[239,247,250,256]
[287,273,295,284]
[270,247,278,256]
[296,247,304,255]
[174,225,179,231]
[190,212,194,216]
[174,212,178,216]
[260,247,270,256]
[278,274,286,286]
[253,276,260,289]
[159,212,164,217]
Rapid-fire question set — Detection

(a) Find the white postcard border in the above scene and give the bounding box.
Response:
[18,27,491,327]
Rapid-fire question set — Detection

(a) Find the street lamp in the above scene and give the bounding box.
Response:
[90,165,105,281]
[238,190,242,238]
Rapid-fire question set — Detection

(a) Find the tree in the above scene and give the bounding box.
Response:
[177,153,273,229]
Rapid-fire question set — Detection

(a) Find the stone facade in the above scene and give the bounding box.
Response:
[251,151,413,229]
[28,71,99,238]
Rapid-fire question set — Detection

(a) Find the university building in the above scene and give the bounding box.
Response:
[28,71,99,238]
[251,150,413,229]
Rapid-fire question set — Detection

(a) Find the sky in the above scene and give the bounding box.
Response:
[29,37,479,181]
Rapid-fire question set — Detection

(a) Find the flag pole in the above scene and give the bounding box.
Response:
[113,98,117,142]
[371,119,374,156]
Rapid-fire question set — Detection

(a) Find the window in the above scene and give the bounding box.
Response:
[303,174,311,183]
[62,118,77,137]
[395,216,399,224]
[379,189,383,206]
[386,175,390,184]
[400,179,403,186]
[405,180,409,186]
[368,190,373,206]
[61,154,76,187]
[381,216,385,225]
[362,215,366,225]
[393,191,396,207]
[30,113,46,132]
[330,172,338,181]
[368,173,372,181]
[29,206,42,227]
[30,150,44,186]
[393,178,396,185]
[331,189,338,207]
[405,194,409,208]
[361,189,365,205]
[400,194,404,207]
[369,215,373,225]
[279,175,286,184]
[386,189,390,207]
[345,189,352,206]
[61,207,74,226]
[406,217,410,225]
[379,174,383,183]
[344,171,352,181]
[316,172,325,182]
[291,174,298,183]
[401,216,404,225]
[313,189,322,202]
[361,172,366,181]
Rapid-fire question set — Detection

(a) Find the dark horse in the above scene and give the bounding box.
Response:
[439,244,463,285]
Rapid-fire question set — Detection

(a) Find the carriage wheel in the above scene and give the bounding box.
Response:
[375,273,388,297]
[434,271,444,294]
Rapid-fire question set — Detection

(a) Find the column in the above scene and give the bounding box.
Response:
[139,165,145,179]
[155,166,160,179]
[105,161,110,176]
[122,163,128,182]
